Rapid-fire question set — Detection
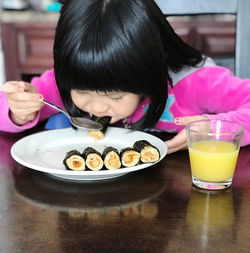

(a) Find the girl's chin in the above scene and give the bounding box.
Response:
[110,117,123,124]
[110,118,117,124]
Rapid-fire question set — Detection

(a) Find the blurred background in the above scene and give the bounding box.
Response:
[0,0,60,84]
[0,0,235,84]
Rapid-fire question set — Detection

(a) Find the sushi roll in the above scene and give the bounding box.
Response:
[63,150,86,171]
[133,140,160,163]
[87,116,111,140]
[83,147,104,171]
[102,147,121,170]
[120,147,140,167]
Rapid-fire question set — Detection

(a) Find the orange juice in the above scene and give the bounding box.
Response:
[188,140,239,182]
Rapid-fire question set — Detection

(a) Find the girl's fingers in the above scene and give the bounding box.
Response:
[9,103,43,113]
[7,97,43,117]
[7,100,43,115]
[8,91,43,102]
[165,130,187,148]
[2,81,43,125]
[2,81,25,93]
[165,130,188,154]
[175,115,208,126]
[22,81,38,93]
[2,82,42,102]
[166,116,209,154]
[167,142,188,154]
[2,81,38,95]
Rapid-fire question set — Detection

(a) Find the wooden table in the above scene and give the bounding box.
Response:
[1,128,250,253]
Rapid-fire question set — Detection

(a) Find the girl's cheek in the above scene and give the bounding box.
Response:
[71,92,89,111]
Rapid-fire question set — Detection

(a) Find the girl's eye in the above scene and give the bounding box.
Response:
[77,90,88,95]
[110,96,123,101]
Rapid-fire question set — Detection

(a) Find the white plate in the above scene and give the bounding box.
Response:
[11,127,167,181]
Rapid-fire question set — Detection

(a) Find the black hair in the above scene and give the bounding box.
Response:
[54,0,203,130]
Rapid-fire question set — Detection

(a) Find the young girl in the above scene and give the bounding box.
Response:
[1,0,250,154]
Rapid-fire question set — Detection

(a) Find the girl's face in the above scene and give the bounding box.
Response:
[71,90,141,124]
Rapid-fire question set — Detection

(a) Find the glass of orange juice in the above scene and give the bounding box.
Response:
[186,119,244,190]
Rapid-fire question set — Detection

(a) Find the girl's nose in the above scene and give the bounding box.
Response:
[89,101,109,116]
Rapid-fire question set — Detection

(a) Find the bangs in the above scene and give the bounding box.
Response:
[54,0,168,95]
[68,39,143,93]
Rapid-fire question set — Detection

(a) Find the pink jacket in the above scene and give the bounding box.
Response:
[1,61,250,146]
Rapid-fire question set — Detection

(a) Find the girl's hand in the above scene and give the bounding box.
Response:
[1,81,43,125]
[166,115,207,154]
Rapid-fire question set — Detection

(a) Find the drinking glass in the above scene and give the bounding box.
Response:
[186,119,244,190]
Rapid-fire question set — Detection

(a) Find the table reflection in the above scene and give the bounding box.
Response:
[13,165,168,252]
[14,167,165,215]
[186,187,234,228]
[185,187,235,250]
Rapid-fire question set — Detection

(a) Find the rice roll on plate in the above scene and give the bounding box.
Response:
[102,147,121,170]
[120,148,140,167]
[83,147,104,171]
[133,140,160,163]
[11,127,167,181]
[63,150,85,171]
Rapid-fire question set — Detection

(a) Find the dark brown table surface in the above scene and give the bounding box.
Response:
[1,127,250,253]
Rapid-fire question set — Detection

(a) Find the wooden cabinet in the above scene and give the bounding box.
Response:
[171,21,235,57]
[1,22,56,81]
[1,17,235,81]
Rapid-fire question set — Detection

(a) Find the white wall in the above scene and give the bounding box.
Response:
[0,37,6,85]
[0,3,6,85]
[0,0,5,86]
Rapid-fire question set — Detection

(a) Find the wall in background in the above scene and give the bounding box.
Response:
[0,37,6,85]
[0,5,6,85]
[0,3,5,85]
[0,11,235,83]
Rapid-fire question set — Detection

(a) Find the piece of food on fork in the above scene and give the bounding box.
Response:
[87,116,111,140]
